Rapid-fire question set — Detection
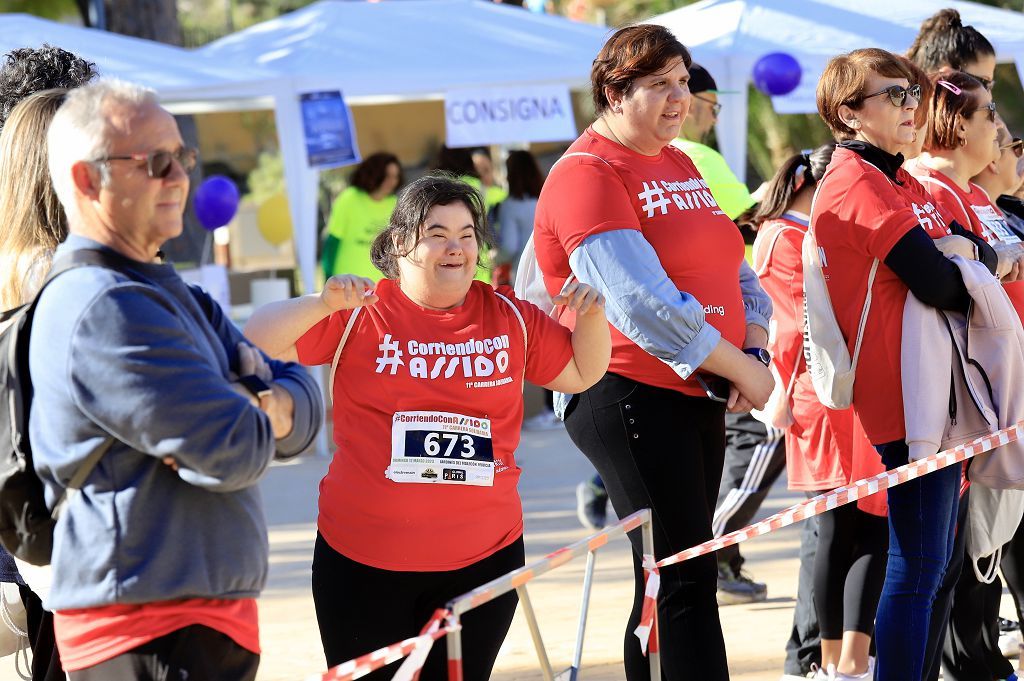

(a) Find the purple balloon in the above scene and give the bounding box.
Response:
[193,175,240,231]
[752,52,802,96]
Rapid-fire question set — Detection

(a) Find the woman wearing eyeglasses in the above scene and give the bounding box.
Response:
[906,71,1024,295]
[920,119,1024,681]
[908,8,997,90]
[811,48,997,681]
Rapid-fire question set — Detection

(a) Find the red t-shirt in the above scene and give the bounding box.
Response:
[753,214,848,491]
[906,162,1024,317]
[811,147,949,445]
[533,127,746,397]
[54,598,259,671]
[296,280,573,571]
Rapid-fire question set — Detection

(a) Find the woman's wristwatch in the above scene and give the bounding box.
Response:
[742,347,771,367]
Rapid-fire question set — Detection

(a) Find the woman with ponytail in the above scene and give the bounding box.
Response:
[908,8,997,88]
[754,144,887,681]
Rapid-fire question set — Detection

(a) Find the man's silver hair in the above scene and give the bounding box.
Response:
[47,78,158,224]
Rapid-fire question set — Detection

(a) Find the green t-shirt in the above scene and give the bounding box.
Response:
[326,187,396,280]
[671,139,755,220]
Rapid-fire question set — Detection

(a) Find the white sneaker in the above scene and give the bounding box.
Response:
[522,410,563,431]
[834,657,874,680]
[1001,618,1023,657]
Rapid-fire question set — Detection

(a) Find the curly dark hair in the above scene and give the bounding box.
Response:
[0,45,97,128]
[370,174,493,279]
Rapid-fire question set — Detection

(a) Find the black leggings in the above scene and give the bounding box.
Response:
[813,500,888,639]
[565,372,729,681]
[311,533,523,681]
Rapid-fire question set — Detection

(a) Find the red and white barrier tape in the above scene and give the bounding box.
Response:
[633,554,660,652]
[312,609,455,681]
[633,421,1024,652]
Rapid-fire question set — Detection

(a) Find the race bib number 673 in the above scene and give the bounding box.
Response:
[387,411,494,486]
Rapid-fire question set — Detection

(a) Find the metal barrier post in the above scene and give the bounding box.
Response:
[641,515,661,681]
[517,584,556,681]
[568,551,597,681]
[445,509,653,681]
[446,613,464,681]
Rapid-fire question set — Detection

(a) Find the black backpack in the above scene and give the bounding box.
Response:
[0,249,136,566]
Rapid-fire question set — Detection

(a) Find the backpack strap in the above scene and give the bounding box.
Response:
[328,307,362,396]
[493,291,528,389]
[808,168,880,375]
[31,248,165,512]
[51,438,116,520]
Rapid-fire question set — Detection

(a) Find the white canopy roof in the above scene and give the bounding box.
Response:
[648,0,1024,181]
[0,13,281,108]
[199,0,609,103]
[198,0,610,298]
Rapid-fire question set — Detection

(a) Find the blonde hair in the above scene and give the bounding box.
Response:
[0,89,67,309]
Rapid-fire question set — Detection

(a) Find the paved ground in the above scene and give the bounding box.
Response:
[255,425,1020,681]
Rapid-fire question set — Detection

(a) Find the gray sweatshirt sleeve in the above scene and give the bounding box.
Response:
[739,259,772,332]
[568,230,721,379]
[68,284,307,492]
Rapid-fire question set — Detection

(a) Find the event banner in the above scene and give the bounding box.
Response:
[300,90,360,169]
[445,84,576,147]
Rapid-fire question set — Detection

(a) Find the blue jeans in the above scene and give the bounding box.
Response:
[874,440,962,681]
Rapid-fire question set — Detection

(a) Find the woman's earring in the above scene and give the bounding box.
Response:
[849,119,860,129]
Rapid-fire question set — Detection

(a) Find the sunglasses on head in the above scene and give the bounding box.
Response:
[693,94,722,116]
[98,146,199,178]
[1001,137,1024,158]
[860,83,922,107]
[969,101,998,123]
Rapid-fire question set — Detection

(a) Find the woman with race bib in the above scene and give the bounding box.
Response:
[244,175,609,680]
[532,24,774,681]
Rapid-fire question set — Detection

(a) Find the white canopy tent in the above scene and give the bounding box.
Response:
[0,13,282,109]
[647,0,1024,182]
[199,0,610,295]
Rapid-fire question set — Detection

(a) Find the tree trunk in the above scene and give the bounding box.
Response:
[104,0,182,45]
[103,0,207,266]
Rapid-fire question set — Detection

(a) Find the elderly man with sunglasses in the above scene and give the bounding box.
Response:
[29,79,323,681]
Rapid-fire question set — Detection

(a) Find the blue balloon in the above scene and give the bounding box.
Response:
[193,175,240,231]
[753,52,802,96]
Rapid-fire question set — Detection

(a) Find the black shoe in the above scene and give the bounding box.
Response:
[717,562,768,605]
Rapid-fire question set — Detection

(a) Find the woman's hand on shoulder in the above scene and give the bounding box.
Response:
[321,274,379,312]
[552,281,605,318]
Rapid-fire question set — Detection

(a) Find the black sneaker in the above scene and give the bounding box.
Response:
[575,480,608,530]
[717,562,768,605]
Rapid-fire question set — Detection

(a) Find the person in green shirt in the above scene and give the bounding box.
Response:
[472,147,509,209]
[671,64,756,221]
[322,152,402,280]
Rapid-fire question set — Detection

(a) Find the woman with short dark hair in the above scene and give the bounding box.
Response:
[534,23,775,681]
[321,151,402,279]
[245,174,610,680]
[811,48,997,681]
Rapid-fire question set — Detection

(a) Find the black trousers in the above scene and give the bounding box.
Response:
[18,584,63,681]
[565,372,729,681]
[939,488,1014,681]
[311,533,523,681]
[814,501,888,638]
[784,493,823,676]
[713,411,787,571]
[67,624,258,681]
